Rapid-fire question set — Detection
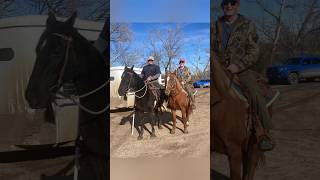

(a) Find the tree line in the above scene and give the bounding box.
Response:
[0,0,107,21]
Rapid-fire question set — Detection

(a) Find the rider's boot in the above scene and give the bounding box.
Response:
[258,130,275,151]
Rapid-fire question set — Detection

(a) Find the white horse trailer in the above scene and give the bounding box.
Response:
[110,66,142,107]
[110,66,166,108]
[0,15,103,148]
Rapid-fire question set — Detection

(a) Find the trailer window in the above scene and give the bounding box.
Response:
[0,48,14,61]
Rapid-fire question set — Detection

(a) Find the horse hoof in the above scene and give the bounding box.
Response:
[158,125,163,129]
[170,130,175,134]
[186,121,190,126]
[151,134,156,138]
[137,136,143,140]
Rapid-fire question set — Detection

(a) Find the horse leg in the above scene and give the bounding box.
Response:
[170,110,176,134]
[242,150,249,180]
[243,137,261,180]
[137,112,144,140]
[156,109,163,129]
[150,112,156,138]
[228,146,243,180]
[181,108,188,134]
[186,105,192,126]
[246,149,261,180]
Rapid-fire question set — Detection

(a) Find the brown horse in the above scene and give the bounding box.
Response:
[211,56,270,180]
[165,72,193,134]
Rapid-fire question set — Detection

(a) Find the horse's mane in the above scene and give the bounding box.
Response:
[212,57,241,102]
[73,30,105,60]
[126,68,144,85]
[168,73,186,94]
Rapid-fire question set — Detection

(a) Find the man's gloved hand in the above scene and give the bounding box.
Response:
[146,76,152,82]
[226,63,240,74]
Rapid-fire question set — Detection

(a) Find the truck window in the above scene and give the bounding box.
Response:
[303,59,311,65]
[312,58,320,64]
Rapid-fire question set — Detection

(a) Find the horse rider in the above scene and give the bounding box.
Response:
[141,56,161,101]
[174,58,196,109]
[213,0,274,151]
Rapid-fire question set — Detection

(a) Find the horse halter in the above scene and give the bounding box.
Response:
[123,71,148,98]
[52,33,74,89]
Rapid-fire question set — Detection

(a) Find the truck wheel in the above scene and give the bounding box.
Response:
[288,73,299,85]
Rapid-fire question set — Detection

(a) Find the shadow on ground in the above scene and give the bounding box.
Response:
[119,111,186,134]
[211,169,229,180]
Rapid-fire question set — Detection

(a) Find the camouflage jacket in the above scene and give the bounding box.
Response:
[174,66,192,85]
[212,15,259,73]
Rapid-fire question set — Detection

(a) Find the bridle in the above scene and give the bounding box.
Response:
[52,33,74,88]
[123,71,147,99]
[50,33,109,115]
[166,75,181,97]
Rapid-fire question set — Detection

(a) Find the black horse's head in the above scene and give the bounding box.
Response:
[25,12,79,109]
[118,66,139,96]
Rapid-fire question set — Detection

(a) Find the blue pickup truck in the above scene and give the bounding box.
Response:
[193,79,210,88]
[266,56,320,84]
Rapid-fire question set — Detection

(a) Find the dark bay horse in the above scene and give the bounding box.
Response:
[211,55,269,180]
[118,66,165,140]
[25,12,108,179]
[165,72,193,134]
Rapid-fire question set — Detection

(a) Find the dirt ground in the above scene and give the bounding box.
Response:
[212,82,320,180]
[110,88,210,158]
[1,82,320,180]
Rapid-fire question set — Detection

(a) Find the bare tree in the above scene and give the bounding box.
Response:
[0,0,15,18]
[86,0,107,21]
[145,29,163,66]
[252,0,289,66]
[190,38,210,80]
[156,25,184,72]
[291,0,320,53]
[24,0,98,17]
[110,23,134,65]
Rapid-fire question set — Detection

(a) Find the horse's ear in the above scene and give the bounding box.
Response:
[66,11,77,26]
[131,65,134,70]
[47,11,56,26]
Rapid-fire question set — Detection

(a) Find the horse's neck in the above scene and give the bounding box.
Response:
[172,77,185,95]
[133,74,145,91]
[73,33,107,95]
[212,60,232,96]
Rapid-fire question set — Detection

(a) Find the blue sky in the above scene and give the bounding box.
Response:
[112,23,210,73]
[111,0,210,23]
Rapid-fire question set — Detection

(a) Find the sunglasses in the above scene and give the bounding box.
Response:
[179,61,185,64]
[222,0,238,6]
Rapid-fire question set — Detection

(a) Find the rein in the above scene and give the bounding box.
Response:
[53,33,73,88]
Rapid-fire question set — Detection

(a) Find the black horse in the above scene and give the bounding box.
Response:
[118,66,166,140]
[25,12,108,179]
